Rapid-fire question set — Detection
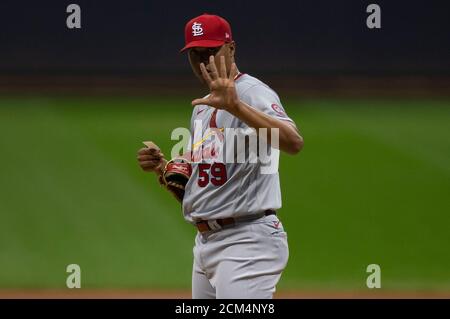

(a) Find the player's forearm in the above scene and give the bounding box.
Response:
[231,101,303,155]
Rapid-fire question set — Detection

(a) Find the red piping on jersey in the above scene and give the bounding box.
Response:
[209,109,218,128]
[234,73,246,81]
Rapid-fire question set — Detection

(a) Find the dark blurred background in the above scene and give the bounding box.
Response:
[1,0,449,96]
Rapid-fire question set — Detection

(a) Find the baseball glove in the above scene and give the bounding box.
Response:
[159,157,192,203]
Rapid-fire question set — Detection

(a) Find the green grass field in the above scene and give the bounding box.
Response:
[0,96,449,293]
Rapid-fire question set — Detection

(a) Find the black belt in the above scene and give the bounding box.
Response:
[196,209,276,233]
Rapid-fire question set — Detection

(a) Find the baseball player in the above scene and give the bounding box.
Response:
[137,13,303,299]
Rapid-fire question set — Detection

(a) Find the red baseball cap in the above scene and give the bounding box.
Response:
[180,14,233,52]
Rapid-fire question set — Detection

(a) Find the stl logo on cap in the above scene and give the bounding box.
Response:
[192,22,203,36]
[180,14,233,52]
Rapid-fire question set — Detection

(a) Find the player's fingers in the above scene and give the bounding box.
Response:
[199,63,212,85]
[137,147,147,154]
[138,147,160,155]
[138,147,155,155]
[229,62,238,80]
[191,98,210,106]
[139,160,162,169]
[137,154,162,161]
[208,55,219,80]
[219,55,227,78]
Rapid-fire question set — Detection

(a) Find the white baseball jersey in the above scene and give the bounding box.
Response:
[182,73,294,223]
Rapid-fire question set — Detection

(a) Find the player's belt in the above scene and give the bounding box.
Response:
[195,210,276,233]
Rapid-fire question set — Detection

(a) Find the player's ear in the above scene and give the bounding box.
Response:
[229,41,236,59]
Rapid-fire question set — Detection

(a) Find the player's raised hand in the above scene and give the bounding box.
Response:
[192,55,240,113]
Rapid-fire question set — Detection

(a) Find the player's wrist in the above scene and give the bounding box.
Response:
[155,158,167,176]
[228,99,244,117]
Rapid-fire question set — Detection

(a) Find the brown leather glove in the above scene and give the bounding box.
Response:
[159,158,192,203]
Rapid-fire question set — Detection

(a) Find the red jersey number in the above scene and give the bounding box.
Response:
[198,163,227,187]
